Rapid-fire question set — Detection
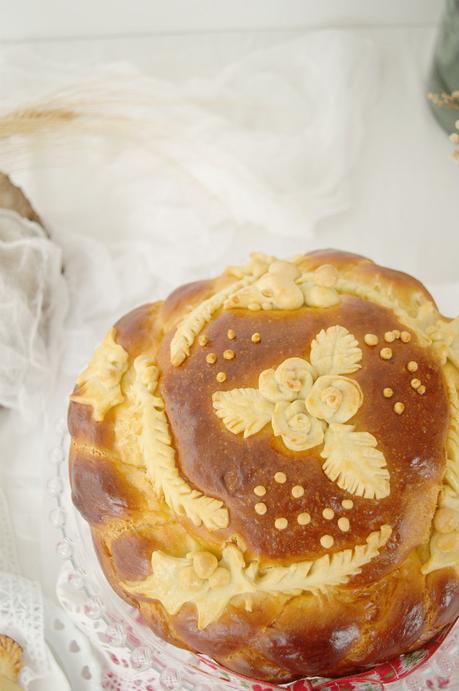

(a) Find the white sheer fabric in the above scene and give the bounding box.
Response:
[0,210,66,419]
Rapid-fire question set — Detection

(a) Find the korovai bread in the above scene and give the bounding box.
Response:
[68,250,459,683]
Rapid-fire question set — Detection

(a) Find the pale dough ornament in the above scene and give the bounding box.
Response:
[70,329,129,421]
[305,375,363,424]
[271,399,324,452]
[123,526,392,629]
[212,324,389,499]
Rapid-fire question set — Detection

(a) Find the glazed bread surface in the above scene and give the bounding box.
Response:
[68,250,459,682]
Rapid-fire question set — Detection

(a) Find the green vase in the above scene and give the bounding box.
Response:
[429,0,459,133]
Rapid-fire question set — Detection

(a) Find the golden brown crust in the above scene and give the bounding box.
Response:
[70,444,144,524]
[68,250,459,682]
[110,532,154,580]
[161,280,214,325]
[115,302,164,357]
[426,567,459,629]
[157,297,448,569]
[68,401,114,451]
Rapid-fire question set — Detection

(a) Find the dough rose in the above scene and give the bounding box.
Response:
[259,357,315,402]
[272,400,324,451]
[305,375,363,423]
[255,261,304,310]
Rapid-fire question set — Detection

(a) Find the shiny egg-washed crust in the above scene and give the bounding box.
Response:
[69,250,459,683]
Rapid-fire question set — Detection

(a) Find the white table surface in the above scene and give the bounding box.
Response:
[1,19,459,691]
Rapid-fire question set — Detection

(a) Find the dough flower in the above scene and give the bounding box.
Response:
[259,358,315,402]
[272,400,324,452]
[306,375,363,424]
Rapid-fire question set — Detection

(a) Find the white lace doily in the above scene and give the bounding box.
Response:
[0,489,49,687]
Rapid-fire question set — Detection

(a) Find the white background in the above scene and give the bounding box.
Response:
[0,1,444,41]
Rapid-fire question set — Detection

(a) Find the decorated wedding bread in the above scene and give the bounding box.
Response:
[68,250,459,682]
